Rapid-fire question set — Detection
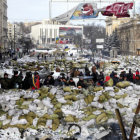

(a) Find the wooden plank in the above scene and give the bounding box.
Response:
[115,109,128,140]
[129,99,140,140]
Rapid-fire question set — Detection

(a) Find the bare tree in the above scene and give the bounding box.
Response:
[83,23,106,55]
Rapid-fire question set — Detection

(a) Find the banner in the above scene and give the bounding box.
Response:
[53,2,134,22]
[71,3,99,20]
[101,2,133,18]
[59,27,82,38]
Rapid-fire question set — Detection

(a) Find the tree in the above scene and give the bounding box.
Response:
[103,35,110,56]
[18,36,33,53]
[103,29,120,56]
[18,22,30,34]
[111,29,120,49]
[73,34,83,52]
[83,23,106,56]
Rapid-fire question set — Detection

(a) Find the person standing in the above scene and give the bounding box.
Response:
[127,69,133,82]
[98,71,104,86]
[112,73,119,86]
[91,66,98,85]
[32,72,40,90]
[22,72,32,90]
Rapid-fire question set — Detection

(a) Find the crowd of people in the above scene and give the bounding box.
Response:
[0,64,139,90]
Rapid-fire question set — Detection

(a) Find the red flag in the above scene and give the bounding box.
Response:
[101,2,133,18]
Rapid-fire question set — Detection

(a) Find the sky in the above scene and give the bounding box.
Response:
[8,0,140,25]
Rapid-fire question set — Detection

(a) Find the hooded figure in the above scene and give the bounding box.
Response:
[22,72,32,90]
[127,69,133,82]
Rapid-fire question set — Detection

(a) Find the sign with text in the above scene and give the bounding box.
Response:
[96,39,104,43]
[97,45,104,49]
[85,39,91,44]
[59,27,82,38]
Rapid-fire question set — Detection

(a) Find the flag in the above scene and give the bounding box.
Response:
[101,2,133,18]
[71,3,99,20]
[56,37,59,43]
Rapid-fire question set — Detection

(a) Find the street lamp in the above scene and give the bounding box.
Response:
[14,25,16,53]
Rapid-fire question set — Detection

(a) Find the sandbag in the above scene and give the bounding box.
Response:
[105,78,113,87]
[116,81,130,88]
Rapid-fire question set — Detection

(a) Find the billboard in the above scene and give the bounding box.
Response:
[59,27,83,38]
[71,3,98,19]
[51,0,132,2]
[101,2,133,18]
[97,45,104,49]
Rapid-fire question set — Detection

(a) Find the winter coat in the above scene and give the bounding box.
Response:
[32,75,40,90]
[135,75,140,85]
[77,80,87,88]
[127,72,133,82]
[113,77,119,86]
[10,75,23,89]
[0,78,11,89]
[98,74,104,81]
[136,70,139,75]
[104,76,110,82]
[110,72,115,79]
[68,81,76,86]
[22,76,32,90]
[44,77,54,86]
[91,72,98,83]
[54,79,62,86]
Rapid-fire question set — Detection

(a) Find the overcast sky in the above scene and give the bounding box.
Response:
[8,0,140,25]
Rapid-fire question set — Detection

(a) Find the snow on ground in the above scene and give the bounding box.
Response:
[0,53,140,139]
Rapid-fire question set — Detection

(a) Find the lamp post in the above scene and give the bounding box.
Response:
[14,25,16,53]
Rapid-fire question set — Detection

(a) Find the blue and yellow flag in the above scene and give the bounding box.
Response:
[56,37,59,44]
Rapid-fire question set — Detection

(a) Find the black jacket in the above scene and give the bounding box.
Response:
[91,72,98,83]
[77,80,87,88]
[22,76,32,89]
[10,75,23,89]
[68,81,76,86]
[0,78,11,89]
[113,77,119,86]
[44,77,55,86]
[127,72,133,82]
